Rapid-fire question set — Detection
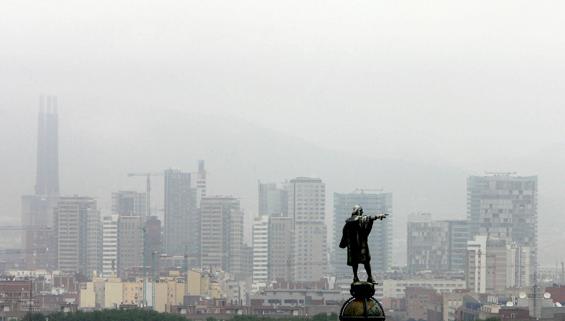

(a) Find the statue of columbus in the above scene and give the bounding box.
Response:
[339,205,387,283]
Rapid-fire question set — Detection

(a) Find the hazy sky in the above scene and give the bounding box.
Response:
[1,0,565,264]
[2,0,565,166]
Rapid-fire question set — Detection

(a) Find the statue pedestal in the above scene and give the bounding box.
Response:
[339,282,385,321]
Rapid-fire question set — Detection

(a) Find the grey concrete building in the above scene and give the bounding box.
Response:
[54,196,101,276]
[200,196,247,279]
[467,173,538,284]
[268,215,293,282]
[118,216,143,278]
[164,169,195,256]
[111,191,147,218]
[258,182,287,216]
[407,213,469,274]
[287,177,327,282]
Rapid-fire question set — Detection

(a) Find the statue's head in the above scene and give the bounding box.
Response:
[352,205,363,216]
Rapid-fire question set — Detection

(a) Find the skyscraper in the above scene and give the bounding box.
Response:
[200,196,246,279]
[22,96,60,270]
[467,173,538,283]
[268,215,293,282]
[102,215,119,277]
[112,191,147,218]
[333,190,393,277]
[258,182,287,216]
[252,215,269,289]
[35,95,59,196]
[118,216,143,278]
[466,235,487,293]
[287,177,327,282]
[54,196,101,276]
[406,213,468,274]
[164,169,195,256]
[144,216,162,267]
[195,160,207,208]
[447,219,470,272]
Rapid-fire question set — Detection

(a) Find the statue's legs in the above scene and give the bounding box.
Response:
[352,264,360,282]
[365,263,375,283]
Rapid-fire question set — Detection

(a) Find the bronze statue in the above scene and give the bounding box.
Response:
[339,205,387,283]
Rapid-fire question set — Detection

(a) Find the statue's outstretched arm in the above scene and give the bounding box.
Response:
[370,213,388,221]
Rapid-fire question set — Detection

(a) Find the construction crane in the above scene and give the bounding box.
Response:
[128,173,163,307]
[127,172,163,219]
[127,172,163,309]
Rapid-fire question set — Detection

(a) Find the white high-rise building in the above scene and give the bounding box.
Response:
[195,160,207,208]
[466,235,487,293]
[102,215,119,277]
[252,215,269,290]
[466,235,531,294]
[287,177,327,282]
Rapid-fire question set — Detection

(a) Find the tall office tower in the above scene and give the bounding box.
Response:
[407,213,469,274]
[118,216,143,278]
[268,215,293,282]
[112,191,147,218]
[101,215,119,277]
[447,220,470,272]
[164,169,195,256]
[144,216,162,266]
[252,215,269,289]
[467,173,538,283]
[258,182,288,216]
[287,177,327,282]
[35,95,59,196]
[333,190,393,277]
[54,196,101,276]
[195,160,207,208]
[22,97,60,270]
[200,196,246,279]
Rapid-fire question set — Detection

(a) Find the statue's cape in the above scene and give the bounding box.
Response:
[340,215,374,265]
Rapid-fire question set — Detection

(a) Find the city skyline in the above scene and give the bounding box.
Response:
[1,1,564,319]
[9,103,553,267]
[0,91,559,321]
